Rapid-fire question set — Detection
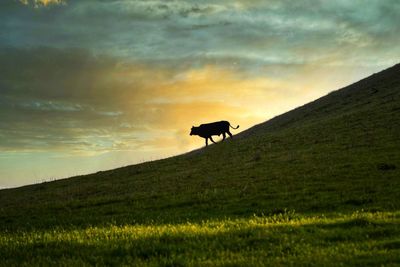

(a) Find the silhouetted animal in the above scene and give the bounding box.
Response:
[190,120,239,146]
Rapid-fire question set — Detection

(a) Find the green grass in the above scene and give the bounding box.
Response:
[1,211,400,266]
[0,64,400,265]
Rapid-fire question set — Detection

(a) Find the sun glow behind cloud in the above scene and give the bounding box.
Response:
[0,48,363,155]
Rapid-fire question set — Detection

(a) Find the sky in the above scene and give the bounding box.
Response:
[0,0,399,188]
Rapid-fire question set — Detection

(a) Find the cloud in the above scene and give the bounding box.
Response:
[1,0,398,68]
[1,0,398,154]
[18,0,66,8]
[0,48,247,152]
[3,46,344,154]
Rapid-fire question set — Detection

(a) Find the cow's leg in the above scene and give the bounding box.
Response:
[227,130,233,138]
[222,132,226,141]
[210,136,217,144]
[205,138,208,146]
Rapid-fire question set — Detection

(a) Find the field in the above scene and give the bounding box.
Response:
[1,212,400,266]
[0,64,399,266]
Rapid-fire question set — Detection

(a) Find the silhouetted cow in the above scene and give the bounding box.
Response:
[190,120,239,146]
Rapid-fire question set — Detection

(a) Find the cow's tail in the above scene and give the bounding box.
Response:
[229,124,240,130]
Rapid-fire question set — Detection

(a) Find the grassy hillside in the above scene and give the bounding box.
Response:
[1,64,400,266]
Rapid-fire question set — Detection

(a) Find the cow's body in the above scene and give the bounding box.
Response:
[190,120,239,146]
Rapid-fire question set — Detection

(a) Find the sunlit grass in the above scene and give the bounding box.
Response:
[1,211,399,266]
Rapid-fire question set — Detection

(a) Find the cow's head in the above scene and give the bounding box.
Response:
[190,126,198,136]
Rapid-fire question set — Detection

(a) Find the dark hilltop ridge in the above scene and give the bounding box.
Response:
[0,63,399,230]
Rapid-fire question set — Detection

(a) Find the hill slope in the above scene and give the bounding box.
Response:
[1,64,400,230]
